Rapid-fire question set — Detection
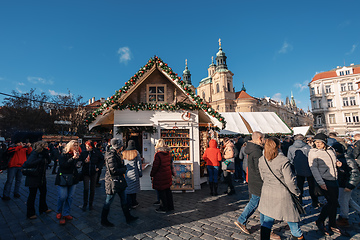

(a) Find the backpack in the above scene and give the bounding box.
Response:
[0,149,15,170]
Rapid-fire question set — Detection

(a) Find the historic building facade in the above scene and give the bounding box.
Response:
[309,64,360,135]
[195,41,312,128]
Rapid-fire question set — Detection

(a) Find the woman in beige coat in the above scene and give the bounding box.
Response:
[258,137,304,240]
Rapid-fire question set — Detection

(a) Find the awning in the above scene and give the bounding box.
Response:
[219,112,292,135]
[292,126,316,136]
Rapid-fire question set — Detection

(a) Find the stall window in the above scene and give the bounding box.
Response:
[147,84,166,103]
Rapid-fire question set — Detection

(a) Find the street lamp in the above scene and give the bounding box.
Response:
[54,120,72,143]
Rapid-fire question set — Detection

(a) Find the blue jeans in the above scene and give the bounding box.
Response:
[261,214,302,237]
[237,194,262,225]
[57,185,76,216]
[207,166,219,183]
[3,167,22,197]
[103,190,127,210]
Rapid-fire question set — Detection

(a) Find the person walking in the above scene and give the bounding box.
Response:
[80,140,104,211]
[101,138,138,227]
[150,139,174,213]
[308,133,345,236]
[222,138,236,195]
[202,139,222,196]
[258,137,304,240]
[22,141,52,219]
[287,134,320,207]
[123,140,143,209]
[55,140,80,225]
[2,140,32,200]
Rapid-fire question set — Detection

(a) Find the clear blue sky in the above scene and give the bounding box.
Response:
[1,0,359,111]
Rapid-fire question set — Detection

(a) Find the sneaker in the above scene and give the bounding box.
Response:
[234,221,250,235]
[155,208,166,214]
[270,231,281,240]
[14,193,20,198]
[2,196,10,201]
[291,235,304,240]
[63,215,73,220]
[29,215,37,219]
[56,213,62,219]
[59,218,66,225]
[330,226,350,237]
[336,217,350,227]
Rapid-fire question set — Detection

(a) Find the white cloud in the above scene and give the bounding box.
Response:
[278,40,293,54]
[17,82,25,86]
[294,80,309,92]
[272,93,283,102]
[48,90,69,96]
[27,77,54,85]
[16,87,24,93]
[117,46,132,64]
[346,44,357,55]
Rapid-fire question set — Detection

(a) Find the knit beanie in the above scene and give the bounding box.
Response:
[313,133,327,144]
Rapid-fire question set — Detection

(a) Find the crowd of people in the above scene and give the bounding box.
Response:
[0,131,360,239]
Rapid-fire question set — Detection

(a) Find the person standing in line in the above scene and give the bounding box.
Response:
[239,135,251,183]
[258,137,304,240]
[352,133,360,166]
[2,140,32,200]
[55,140,80,225]
[101,138,138,227]
[95,142,104,187]
[287,134,320,207]
[308,133,346,236]
[150,139,174,213]
[22,141,52,219]
[234,132,280,240]
[332,142,360,227]
[202,139,222,196]
[222,138,236,195]
[80,140,104,211]
[123,140,143,209]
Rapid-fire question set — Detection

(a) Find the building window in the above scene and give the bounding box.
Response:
[346,70,350,75]
[345,113,351,123]
[202,91,205,100]
[310,87,315,95]
[312,100,317,109]
[343,97,349,106]
[327,99,333,108]
[217,105,219,110]
[147,84,166,103]
[318,99,322,108]
[329,114,336,124]
[341,83,346,91]
[325,85,331,93]
[316,115,322,125]
[350,96,356,106]
[353,113,359,122]
[227,82,231,92]
[340,71,344,76]
[317,86,320,94]
[216,83,220,93]
[348,82,354,91]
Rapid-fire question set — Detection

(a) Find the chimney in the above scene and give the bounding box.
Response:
[100,98,105,103]
[350,63,354,66]
[88,99,91,105]
[92,97,95,103]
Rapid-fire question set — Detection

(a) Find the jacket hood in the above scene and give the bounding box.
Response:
[208,139,218,148]
[244,141,263,155]
[156,146,171,152]
[292,140,307,148]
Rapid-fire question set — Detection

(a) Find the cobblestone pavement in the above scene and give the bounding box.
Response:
[1,168,360,240]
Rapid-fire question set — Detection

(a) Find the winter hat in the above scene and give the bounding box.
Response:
[125,140,136,151]
[313,133,327,144]
[110,138,123,149]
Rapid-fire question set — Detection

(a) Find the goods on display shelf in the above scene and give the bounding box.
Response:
[161,129,190,161]
[171,163,193,190]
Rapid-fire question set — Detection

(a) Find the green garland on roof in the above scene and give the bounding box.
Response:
[85,56,226,129]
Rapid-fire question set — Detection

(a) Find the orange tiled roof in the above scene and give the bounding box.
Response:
[235,90,256,100]
[311,65,360,82]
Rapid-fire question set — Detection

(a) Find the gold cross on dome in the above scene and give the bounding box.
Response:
[218,38,221,48]
[211,56,214,62]
[185,59,187,66]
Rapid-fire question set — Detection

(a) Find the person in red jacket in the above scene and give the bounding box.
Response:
[150,139,174,213]
[203,139,222,196]
[2,141,32,200]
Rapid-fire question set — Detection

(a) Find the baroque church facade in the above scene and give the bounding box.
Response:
[189,40,313,128]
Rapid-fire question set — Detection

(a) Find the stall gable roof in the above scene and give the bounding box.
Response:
[88,56,226,130]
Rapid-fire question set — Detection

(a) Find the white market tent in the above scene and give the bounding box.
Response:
[292,126,316,137]
[219,112,292,135]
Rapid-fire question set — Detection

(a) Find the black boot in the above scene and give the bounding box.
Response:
[209,182,214,196]
[122,206,138,224]
[214,183,218,196]
[101,208,114,227]
[260,226,271,240]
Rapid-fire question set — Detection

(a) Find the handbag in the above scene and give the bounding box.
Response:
[59,173,74,186]
[110,177,127,193]
[222,158,235,171]
[264,157,306,215]
[21,167,40,177]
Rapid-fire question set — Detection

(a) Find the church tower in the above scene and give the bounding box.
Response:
[182,59,192,85]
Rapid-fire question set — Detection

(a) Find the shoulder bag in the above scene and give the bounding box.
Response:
[264,157,306,215]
